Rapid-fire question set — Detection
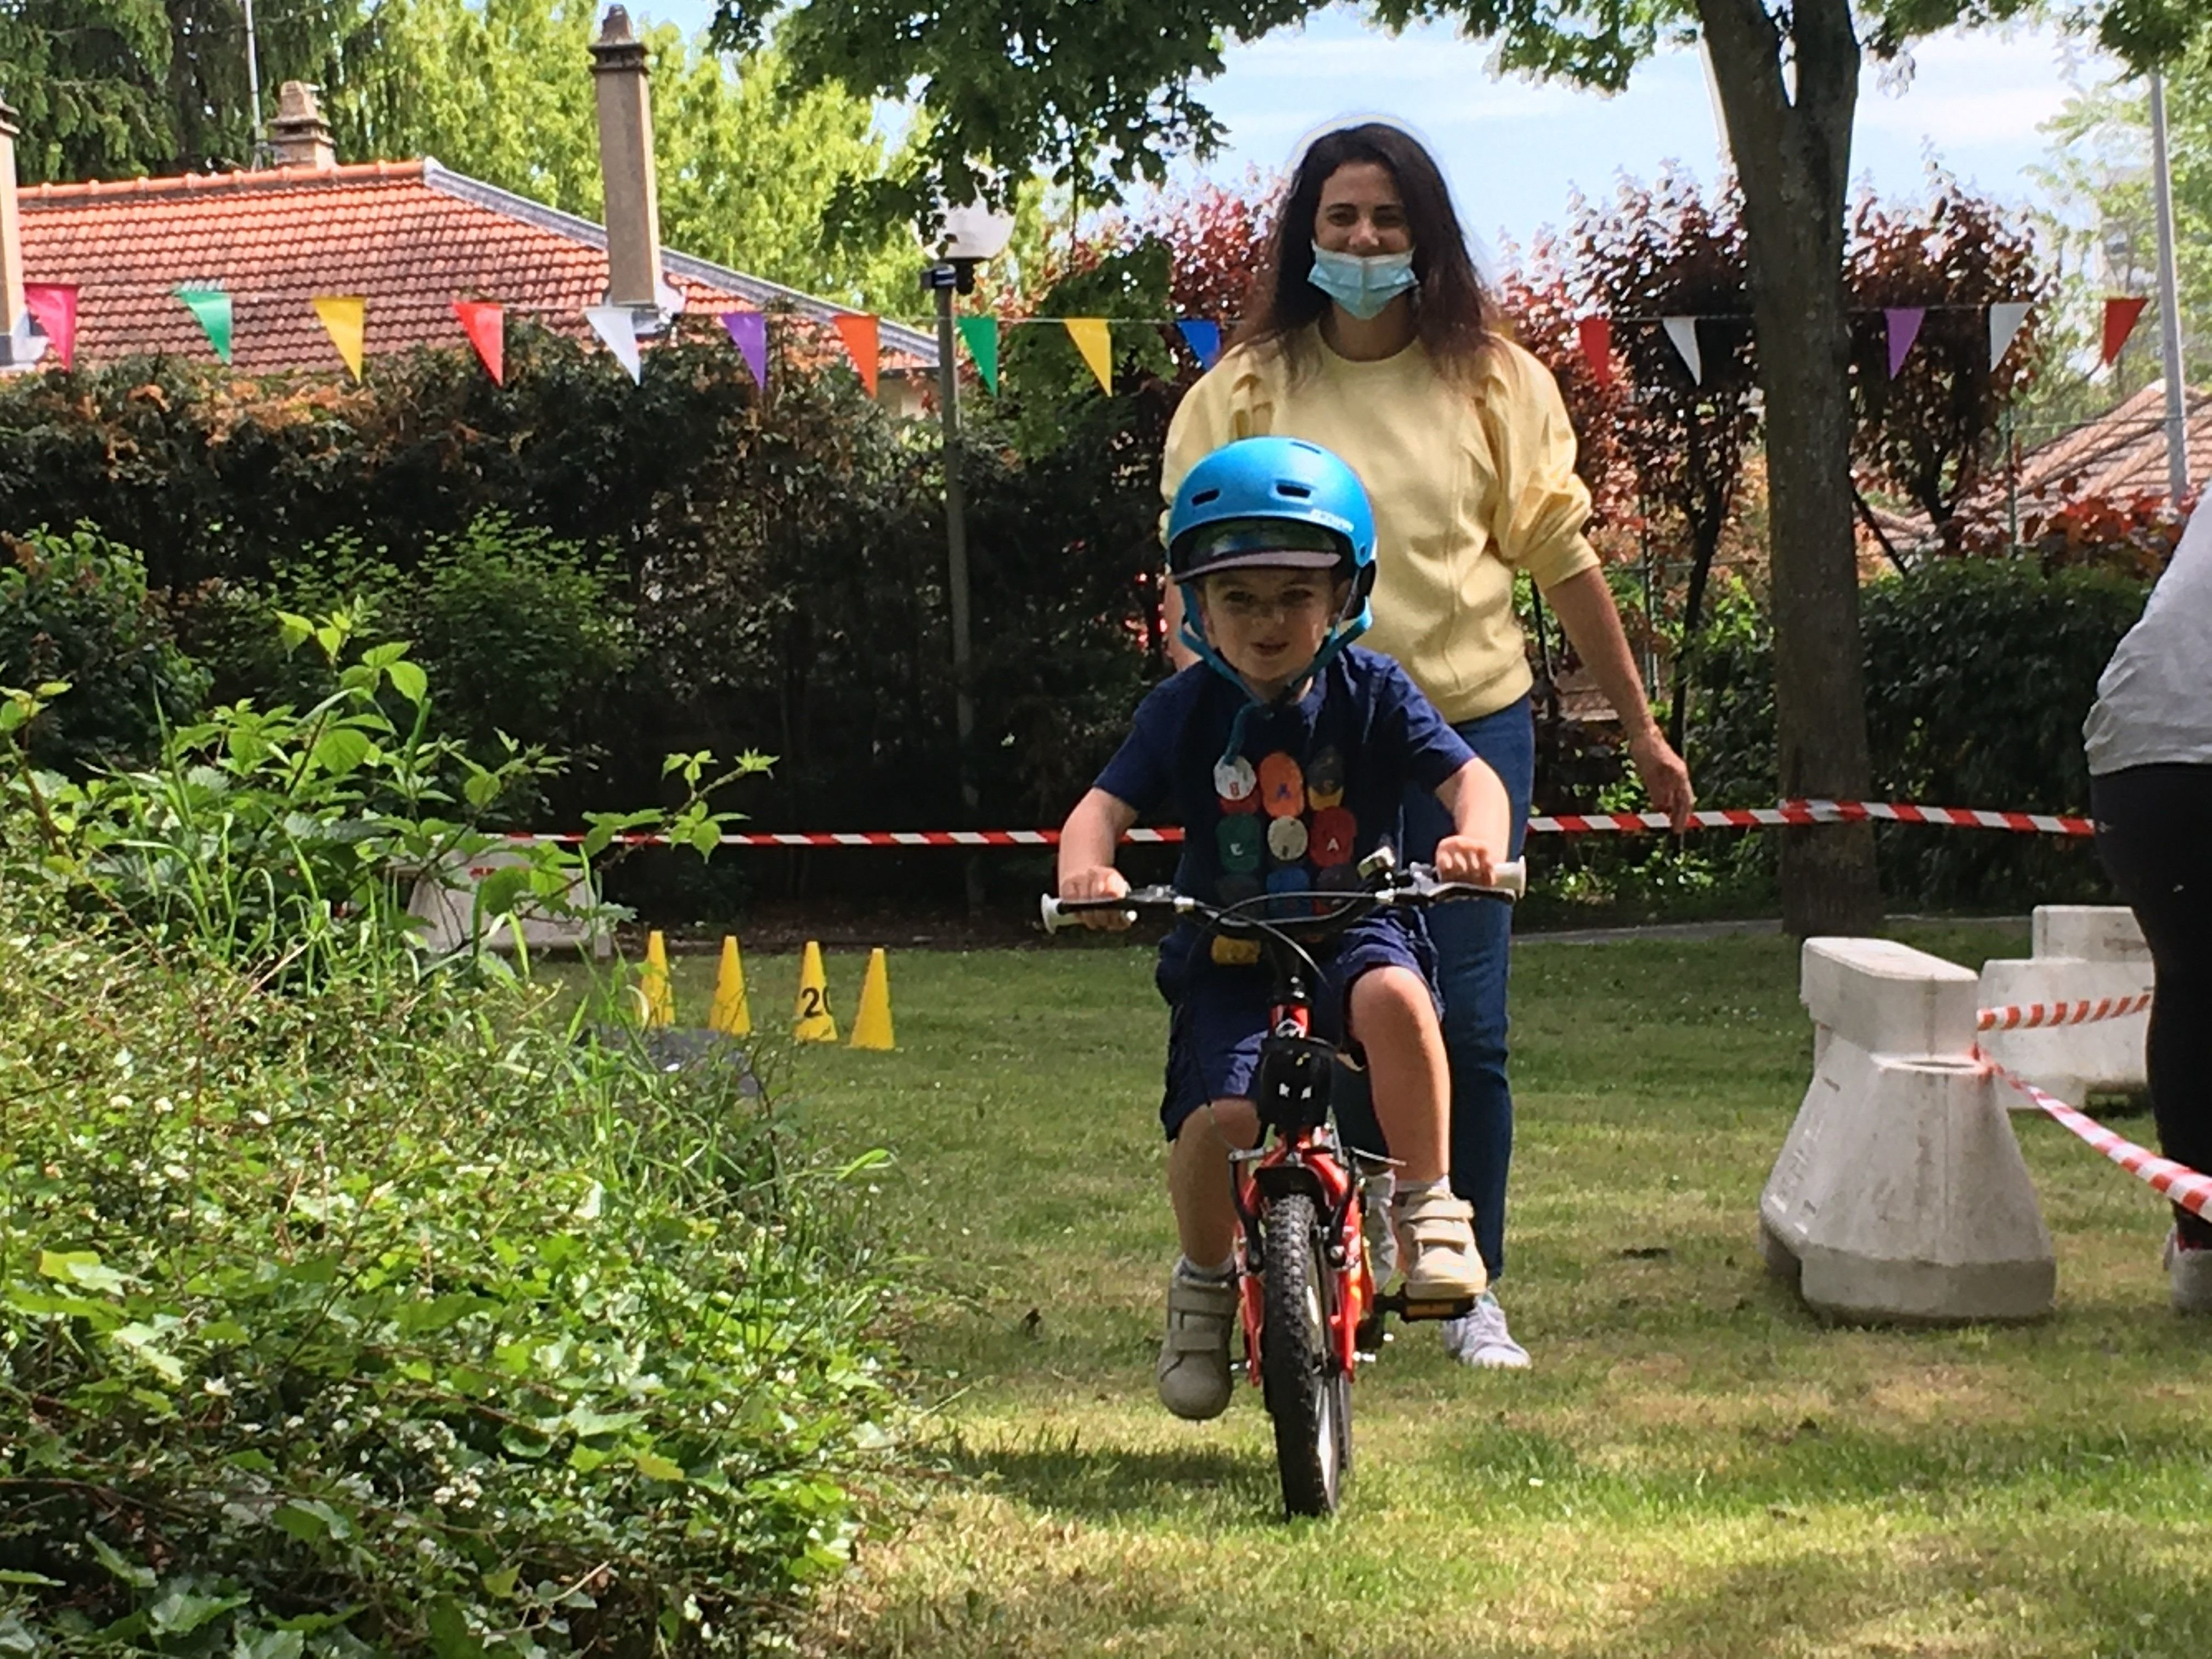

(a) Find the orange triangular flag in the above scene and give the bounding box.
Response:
[1064,318,1113,393]
[832,314,879,397]
[312,295,366,381]
[453,300,505,385]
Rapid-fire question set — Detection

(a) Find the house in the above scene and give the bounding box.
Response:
[0,9,934,393]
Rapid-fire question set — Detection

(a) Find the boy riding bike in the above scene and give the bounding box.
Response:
[1056,436,1512,1423]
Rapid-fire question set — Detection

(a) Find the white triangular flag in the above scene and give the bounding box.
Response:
[585,305,642,383]
[1661,315,1703,385]
[1988,301,2031,370]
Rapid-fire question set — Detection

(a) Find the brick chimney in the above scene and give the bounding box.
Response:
[0,97,42,369]
[269,82,337,170]
[589,7,668,317]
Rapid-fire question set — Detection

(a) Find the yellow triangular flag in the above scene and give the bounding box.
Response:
[312,295,366,381]
[794,941,838,1042]
[710,935,752,1036]
[849,947,895,1051]
[1063,318,1113,394]
[641,930,675,1027]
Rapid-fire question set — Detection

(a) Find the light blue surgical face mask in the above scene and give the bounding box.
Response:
[1307,242,1418,320]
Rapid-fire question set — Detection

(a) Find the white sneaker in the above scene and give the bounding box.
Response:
[1443,1291,1531,1370]
[1156,1264,1237,1420]
[1392,1184,1487,1300]
[2164,1229,2212,1314]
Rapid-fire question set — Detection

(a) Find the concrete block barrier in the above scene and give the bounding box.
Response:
[1762,937,2055,1323]
[405,848,613,958]
[1979,905,2152,1109]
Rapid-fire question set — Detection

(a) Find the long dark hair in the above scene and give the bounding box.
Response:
[1231,121,1497,384]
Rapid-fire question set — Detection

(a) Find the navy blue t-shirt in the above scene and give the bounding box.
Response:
[1092,647,1476,912]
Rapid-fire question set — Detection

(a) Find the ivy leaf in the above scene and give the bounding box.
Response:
[632,1450,686,1482]
[272,1497,354,1543]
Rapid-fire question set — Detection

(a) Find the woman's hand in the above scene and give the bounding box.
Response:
[1432,836,1498,888]
[1625,726,1696,833]
[1059,864,1133,931]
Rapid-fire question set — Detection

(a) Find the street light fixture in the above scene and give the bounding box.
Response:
[920,198,1013,910]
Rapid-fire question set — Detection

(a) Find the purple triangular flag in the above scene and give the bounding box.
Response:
[721,311,768,389]
[1885,308,1926,379]
[1176,319,1222,371]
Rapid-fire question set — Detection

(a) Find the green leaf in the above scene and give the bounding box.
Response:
[150,1587,248,1637]
[480,1565,521,1600]
[0,1613,38,1657]
[425,1597,485,1659]
[311,727,375,776]
[0,1570,63,1587]
[385,660,428,706]
[559,1405,642,1440]
[37,1249,128,1295]
[632,1450,686,1482]
[86,1536,155,1589]
[272,1498,354,1543]
[233,1630,306,1659]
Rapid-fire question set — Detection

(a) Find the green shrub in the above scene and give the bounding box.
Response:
[1689,558,2149,908]
[0,907,894,1656]
[0,526,208,772]
[0,629,886,1656]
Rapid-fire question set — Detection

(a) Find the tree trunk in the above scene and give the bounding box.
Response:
[1693,0,1883,936]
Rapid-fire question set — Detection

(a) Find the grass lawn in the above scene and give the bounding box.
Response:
[563,923,2212,1658]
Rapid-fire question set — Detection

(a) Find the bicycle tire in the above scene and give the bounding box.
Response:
[1259,1192,1350,1517]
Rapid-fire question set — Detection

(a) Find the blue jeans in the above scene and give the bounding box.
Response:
[1338,695,1534,1279]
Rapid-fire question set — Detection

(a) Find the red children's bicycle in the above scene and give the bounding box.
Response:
[1042,849,1523,1517]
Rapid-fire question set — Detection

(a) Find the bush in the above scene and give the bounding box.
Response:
[0,633,889,1656]
[0,526,208,772]
[1690,558,2149,909]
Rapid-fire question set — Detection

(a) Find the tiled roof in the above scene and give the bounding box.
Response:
[18,159,936,374]
[2006,381,2211,504]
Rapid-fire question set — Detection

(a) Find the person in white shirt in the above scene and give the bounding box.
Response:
[2084,499,2212,1311]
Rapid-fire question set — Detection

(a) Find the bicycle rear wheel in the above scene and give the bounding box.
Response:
[1259,1192,1350,1517]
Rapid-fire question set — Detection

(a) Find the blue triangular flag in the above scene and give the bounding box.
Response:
[1176,319,1222,371]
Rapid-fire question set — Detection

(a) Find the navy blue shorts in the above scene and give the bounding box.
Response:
[1155,911,1438,1141]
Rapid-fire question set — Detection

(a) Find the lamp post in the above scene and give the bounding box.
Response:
[921,199,1013,911]
[2148,70,2190,505]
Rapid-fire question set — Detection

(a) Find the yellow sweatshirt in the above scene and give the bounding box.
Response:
[1161,328,1599,724]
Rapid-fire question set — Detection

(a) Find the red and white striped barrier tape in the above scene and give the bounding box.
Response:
[495,798,2095,850]
[1983,1058,2212,1223]
[1976,993,2154,1033]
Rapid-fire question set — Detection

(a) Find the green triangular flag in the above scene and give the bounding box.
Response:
[956,315,999,394]
[177,287,233,364]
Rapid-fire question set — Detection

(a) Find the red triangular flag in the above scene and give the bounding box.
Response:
[2101,297,2148,367]
[1576,317,1612,388]
[453,300,505,385]
[24,284,77,369]
[831,314,879,398]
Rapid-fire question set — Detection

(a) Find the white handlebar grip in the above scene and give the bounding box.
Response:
[1039,893,1070,934]
[1492,859,1527,899]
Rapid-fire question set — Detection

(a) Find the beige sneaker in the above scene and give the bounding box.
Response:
[1156,1265,1237,1420]
[2165,1229,2212,1314]
[1393,1184,1488,1300]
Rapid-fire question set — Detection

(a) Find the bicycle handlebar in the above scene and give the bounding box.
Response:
[1039,859,1525,935]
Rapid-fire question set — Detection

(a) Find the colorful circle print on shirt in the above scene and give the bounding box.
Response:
[1266,815,1310,863]
[1305,747,1346,810]
[1257,752,1306,819]
[1217,812,1264,873]
[1213,755,1259,815]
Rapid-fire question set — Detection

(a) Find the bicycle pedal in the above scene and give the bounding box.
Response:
[1374,1289,1477,1323]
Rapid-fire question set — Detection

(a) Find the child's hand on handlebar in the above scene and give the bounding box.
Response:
[1431,836,1498,888]
[1059,865,1133,930]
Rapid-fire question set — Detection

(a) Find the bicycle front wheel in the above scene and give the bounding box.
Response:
[1259,1192,1350,1517]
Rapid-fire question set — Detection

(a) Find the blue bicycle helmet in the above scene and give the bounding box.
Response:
[1166,438,1379,720]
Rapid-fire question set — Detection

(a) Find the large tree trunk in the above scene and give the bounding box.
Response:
[1694,0,1883,936]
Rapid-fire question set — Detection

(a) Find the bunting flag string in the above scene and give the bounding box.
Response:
[1661,316,1702,385]
[1884,307,1925,379]
[720,310,767,390]
[312,295,366,381]
[956,315,1000,393]
[175,287,233,364]
[453,300,505,385]
[832,314,880,397]
[2101,296,2148,366]
[22,283,76,369]
[584,305,642,382]
[1063,318,1114,394]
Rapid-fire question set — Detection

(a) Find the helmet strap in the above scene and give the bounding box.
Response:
[1179,577,1372,768]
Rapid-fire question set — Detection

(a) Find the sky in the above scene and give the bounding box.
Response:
[642,0,2123,250]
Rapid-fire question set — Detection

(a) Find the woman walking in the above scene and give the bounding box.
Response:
[1160,121,1695,1367]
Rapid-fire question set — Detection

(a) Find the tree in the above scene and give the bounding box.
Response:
[1569,169,1760,756]
[1847,176,2054,560]
[723,0,2209,934]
